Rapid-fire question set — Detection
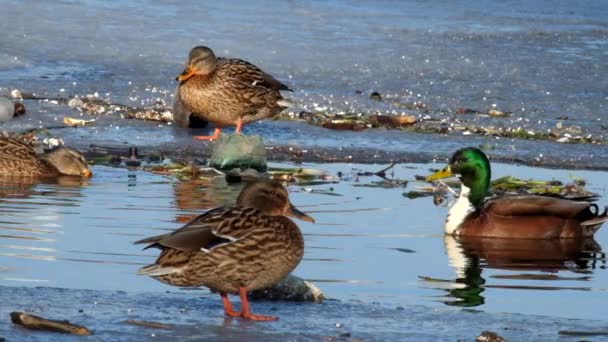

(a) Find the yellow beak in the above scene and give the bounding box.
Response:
[176,65,196,81]
[425,165,453,182]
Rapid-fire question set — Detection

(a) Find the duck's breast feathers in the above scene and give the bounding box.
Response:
[484,195,595,218]
[0,137,37,161]
[217,57,292,92]
[135,206,275,253]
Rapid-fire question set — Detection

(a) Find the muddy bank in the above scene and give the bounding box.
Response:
[1,285,607,341]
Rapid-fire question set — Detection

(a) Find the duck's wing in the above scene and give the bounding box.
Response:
[218,57,292,92]
[134,206,265,252]
[484,195,595,219]
[0,137,38,161]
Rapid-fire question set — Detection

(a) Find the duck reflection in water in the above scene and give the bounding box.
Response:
[173,178,245,223]
[439,236,605,307]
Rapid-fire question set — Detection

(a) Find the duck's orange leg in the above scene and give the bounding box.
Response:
[238,287,277,321]
[235,118,243,134]
[220,292,240,318]
[194,128,221,141]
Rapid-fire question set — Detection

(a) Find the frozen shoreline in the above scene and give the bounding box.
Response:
[1,285,607,341]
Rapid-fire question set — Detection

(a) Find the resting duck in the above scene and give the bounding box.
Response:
[135,179,314,321]
[0,137,92,178]
[426,147,607,239]
[174,46,292,140]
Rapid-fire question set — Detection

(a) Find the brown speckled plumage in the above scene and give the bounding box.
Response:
[174,46,292,131]
[0,137,91,178]
[135,179,313,320]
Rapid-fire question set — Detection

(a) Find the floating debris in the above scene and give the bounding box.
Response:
[124,320,172,330]
[390,248,416,253]
[558,330,608,337]
[10,312,91,336]
[63,117,96,127]
[491,176,597,199]
[269,166,333,185]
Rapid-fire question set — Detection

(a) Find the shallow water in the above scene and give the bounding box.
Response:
[0,162,606,323]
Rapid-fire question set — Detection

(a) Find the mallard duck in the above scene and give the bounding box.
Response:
[426,147,607,238]
[174,46,292,140]
[0,137,92,178]
[135,179,314,321]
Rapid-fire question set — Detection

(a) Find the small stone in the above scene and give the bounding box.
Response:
[68,98,84,108]
[476,331,506,342]
[10,89,22,98]
[249,274,324,302]
[369,91,382,101]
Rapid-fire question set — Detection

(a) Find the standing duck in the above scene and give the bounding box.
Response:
[426,147,607,238]
[0,137,92,178]
[174,46,293,140]
[135,179,314,321]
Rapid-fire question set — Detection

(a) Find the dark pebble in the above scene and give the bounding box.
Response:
[369,91,382,101]
[78,309,84,313]
[147,153,163,162]
[125,160,141,167]
[355,90,363,94]
[13,102,26,116]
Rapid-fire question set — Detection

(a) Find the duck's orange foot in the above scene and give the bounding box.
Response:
[194,128,221,141]
[224,309,241,318]
[194,135,216,141]
[240,313,278,321]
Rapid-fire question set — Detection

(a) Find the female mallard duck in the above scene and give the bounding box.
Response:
[426,147,607,239]
[135,179,314,321]
[0,137,92,178]
[174,46,293,140]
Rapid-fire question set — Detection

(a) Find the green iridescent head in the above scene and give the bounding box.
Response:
[426,147,491,207]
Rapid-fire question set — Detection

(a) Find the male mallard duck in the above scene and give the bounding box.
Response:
[426,147,607,238]
[0,137,92,178]
[174,46,292,140]
[135,179,314,321]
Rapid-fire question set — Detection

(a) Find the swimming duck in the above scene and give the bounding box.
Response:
[426,147,607,239]
[174,46,292,140]
[0,137,92,178]
[135,179,314,321]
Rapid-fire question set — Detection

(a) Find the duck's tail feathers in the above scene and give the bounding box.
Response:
[134,234,168,246]
[137,264,182,276]
[277,99,293,109]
